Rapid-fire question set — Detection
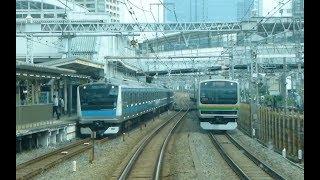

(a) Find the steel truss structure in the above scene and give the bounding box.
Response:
[16,17,303,35]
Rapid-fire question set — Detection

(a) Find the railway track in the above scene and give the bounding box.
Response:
[209,132,286,180]
[112,109,188,180]
[16,138,92,180]
[16,109,177,180]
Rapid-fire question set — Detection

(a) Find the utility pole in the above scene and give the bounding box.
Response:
[229,45,234,79]
[250,44,259,138]
[150,3,160,38]
[26,34,34,63]
[283,57,288,113]
[25,14,34,63]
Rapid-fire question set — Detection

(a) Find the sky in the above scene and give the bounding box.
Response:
[121,0,292,42]
[122,0,164,23]
[123,0,290,23]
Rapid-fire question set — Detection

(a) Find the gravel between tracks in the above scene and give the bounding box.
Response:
[162,112,239,180]
[229,129,304,180]
[33,111,175,180]
[16,138,79,166]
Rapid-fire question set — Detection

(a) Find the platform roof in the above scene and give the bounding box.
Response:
[16,60,76,74]
[16,60,91,80]
[39,57,104,79]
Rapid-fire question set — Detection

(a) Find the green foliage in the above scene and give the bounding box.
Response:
[258,82,269,95]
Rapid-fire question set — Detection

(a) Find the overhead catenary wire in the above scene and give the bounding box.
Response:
[122,0,173,75]
[220,0,295,57]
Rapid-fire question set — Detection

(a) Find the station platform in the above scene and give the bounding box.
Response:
[16,115,79,153]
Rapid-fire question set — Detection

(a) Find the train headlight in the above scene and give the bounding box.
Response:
[83,86,86,89]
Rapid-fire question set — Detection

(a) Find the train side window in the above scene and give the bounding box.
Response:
[129,92,132,105]
[127,92,129,105]
[136,90,138,104]
[132,91,135,104]
[123,91,126,106]
[134,91,137,104]
[145,91,147,102]
[142,90,144,102]
[126,91,129,105]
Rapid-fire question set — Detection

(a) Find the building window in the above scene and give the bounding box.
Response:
[16,1,29,9]
[16,14,23,18]
[86,3,95,8]
[44,14,54,18]
[57,13,66,18]
[31,14,41,18]
[43,3,55,9]
[97,5,105,12]
[29,2,41,9]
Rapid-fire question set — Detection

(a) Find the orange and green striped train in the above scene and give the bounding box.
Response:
[197,104,240,111]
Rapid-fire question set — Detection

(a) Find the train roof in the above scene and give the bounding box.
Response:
[80,78,170,90]
[199,79,238,84]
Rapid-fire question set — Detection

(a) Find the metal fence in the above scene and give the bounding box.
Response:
[239,103,304,162]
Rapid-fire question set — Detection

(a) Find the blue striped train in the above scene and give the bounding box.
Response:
[77,79,174,137]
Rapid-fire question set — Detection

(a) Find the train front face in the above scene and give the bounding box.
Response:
[78,83,122,135]
[197,80,239,130]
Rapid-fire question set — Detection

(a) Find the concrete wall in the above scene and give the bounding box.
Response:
[16,104,53,125]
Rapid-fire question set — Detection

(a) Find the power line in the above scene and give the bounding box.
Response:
[221,0,294,56]
[239,0,255,22]
[122,0,173,75]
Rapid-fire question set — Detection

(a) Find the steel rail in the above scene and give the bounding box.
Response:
[209,133,250,180]
[16,138,92,179]
[118,110,183,180]
[154,109,189,180]
[226,133,286,180]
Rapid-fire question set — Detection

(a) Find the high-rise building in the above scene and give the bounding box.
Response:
[237,1,245,21]
[74,0,121,22]
[261,0,292,17]
[164,0,237,22]
[236,0,254,21]
[251,0,263,17]
[292,0,304,18]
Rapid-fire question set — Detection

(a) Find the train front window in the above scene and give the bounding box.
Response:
[79,84,118,110]
[200,81,237,104]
